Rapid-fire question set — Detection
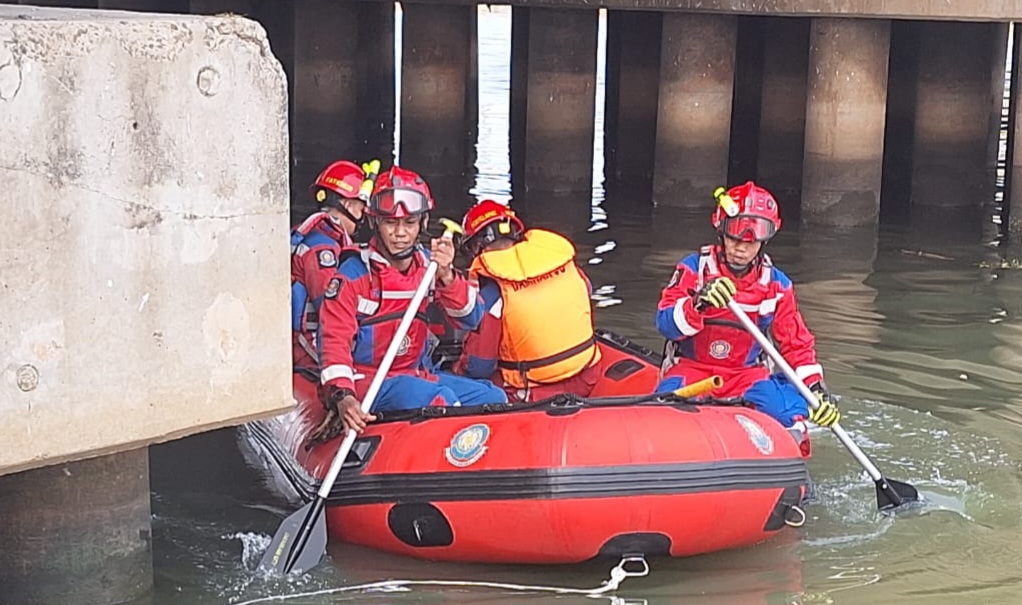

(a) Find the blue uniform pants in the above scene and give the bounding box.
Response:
[371,371,508,412]
[656,372,808,427]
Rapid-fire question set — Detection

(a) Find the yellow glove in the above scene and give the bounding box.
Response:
[808,386,841,428]
[695,277,737,311]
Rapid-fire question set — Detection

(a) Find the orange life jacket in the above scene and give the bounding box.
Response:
[470,229,601,388]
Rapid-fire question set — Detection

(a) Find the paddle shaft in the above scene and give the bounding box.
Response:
[280,236,454,573]
[317,260,439,498]
[725,300,886,483]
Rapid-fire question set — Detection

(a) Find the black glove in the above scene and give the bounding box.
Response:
[306,386,355,449]
[694,277,737,311]
[808,383,840,428]
[322,386,354,413]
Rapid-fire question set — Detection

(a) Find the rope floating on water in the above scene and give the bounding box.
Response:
[231,555,650,605]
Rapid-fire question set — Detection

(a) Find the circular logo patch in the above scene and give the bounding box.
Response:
[396,334,411,356]
[318,249,337,268]
[324,277,341,298]
[735,414,774,455]
[444,424,490,467]
[708,340,731,359]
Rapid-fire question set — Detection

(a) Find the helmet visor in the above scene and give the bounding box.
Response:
[721,215,776,242]
[370,188,430,217]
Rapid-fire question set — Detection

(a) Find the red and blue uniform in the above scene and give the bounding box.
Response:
[655,245,822,428]
[318,239,507,412]
[291,212,354,371]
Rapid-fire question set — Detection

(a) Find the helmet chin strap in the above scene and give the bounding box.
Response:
[726,260,752,274]
[371,214,427,261]
[327,200,363,230]
[388,244,417,260]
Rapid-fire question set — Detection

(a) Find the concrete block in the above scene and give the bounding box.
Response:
[0,6,292,476]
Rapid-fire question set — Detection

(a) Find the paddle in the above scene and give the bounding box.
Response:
[725,300,920,512]
[259,220,464,575]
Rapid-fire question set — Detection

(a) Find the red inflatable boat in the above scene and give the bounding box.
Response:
[250,331,808,564]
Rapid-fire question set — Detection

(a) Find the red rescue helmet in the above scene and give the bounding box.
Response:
[368,166,435,218]
[711,181,781,243]
[460,199,524,255]
[310,160,365,203]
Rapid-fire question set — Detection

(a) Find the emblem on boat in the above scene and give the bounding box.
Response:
[708,340,731,359]
[735,414,774,455]
[445,423,490,467]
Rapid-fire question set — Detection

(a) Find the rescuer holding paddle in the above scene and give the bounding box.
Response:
[654,182,841,452]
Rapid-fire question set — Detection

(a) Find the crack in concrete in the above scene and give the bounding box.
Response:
[0,43,23,102]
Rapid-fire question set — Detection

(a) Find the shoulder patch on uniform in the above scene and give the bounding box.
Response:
[318,249,337,268]
[325,277,342,299]
[667,269,681,288]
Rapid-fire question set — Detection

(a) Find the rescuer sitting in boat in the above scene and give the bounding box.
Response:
[290,160,375,372]
[453,200,603,401]
[310,167,507,443]
[654,181,841,454]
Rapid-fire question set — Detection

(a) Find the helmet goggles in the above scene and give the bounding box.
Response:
[370,188,431,217]
[720,214,776,243]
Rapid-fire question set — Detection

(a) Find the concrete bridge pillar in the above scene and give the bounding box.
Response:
[1009,26,1022,237]
[1,16,291,599]
[910,22,998,214]
[0,450,152,605]
[400,4,476,189]
[190,0,299,205]
[802,18,890,228]
[291,0,396,215]
[915,22,993,216]
[653,13,737,207]
[292,0,357,214]
[756,17,809,214]
[726,16,763,186]
[510,8,598,195]
[605,10,661,198]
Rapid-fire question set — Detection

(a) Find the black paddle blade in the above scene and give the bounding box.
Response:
[876,477,921,512]
[258,501,329,575]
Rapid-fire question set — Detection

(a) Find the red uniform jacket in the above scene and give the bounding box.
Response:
[318,240,484,394]
[291,213,354,366]
[655,245,823,388]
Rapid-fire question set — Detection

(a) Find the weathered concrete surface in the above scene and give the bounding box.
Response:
[397,0,1022,22]
[801,18,890,228]
[400,4,476,183]
[292,0,363,211]
[756,17,808,210]
[1011,25,1022,237]
[910,21,997,210]
[0,449,152,604]
[653,13,736,206]
[292,0,396,216]
[515,7,598,193]
[604,10,660,195]
[0,7,292,476]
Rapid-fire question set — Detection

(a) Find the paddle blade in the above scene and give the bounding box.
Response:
[258,501,329,575]
[876,477,921,512]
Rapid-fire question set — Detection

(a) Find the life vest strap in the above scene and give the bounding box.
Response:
[497,335,597,372]
[358,310,430,327]
[703,318,745,330]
